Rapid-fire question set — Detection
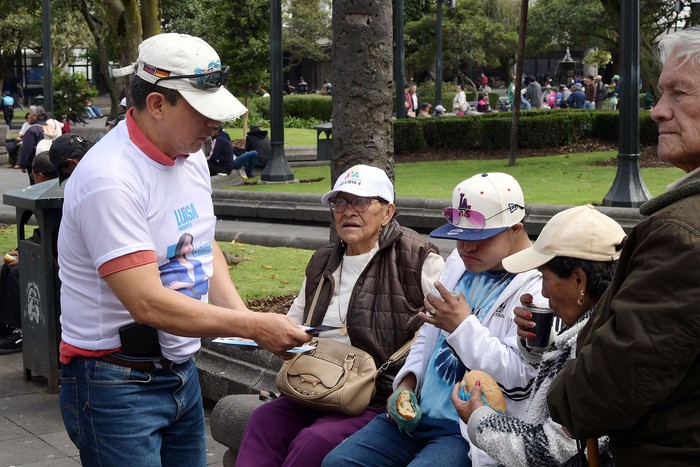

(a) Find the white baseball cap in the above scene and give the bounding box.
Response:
[430,172,525,241]
[502,205,626,273]
[112,33,247,122]
[321,165,394,204]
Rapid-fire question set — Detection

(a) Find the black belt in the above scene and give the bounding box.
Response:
[101,354,174,370]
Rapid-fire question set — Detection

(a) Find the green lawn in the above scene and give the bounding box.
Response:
[0,223,311,303]
[225,127,316,147]
[236,151,683,205]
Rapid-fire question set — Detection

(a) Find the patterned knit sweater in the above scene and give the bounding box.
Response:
[466,315,612,467]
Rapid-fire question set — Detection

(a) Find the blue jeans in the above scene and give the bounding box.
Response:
[59,356,206,467]
[233,150,258,177]
[322,414,471,467]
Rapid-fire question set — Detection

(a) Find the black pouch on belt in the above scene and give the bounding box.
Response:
[118,323,163,357]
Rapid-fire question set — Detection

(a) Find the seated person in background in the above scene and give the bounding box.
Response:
[320,79,333,95]
[452,205,623,467]
[32,151,59,183]
[207,126,258,179]
[476,93,492,113]
[83,100,104,119]
[434,104,447,117]
[297,76,309,94]
[0,152,60,354]
[49,134,94,184]
[324,172,544,467]
[244,125,271,169]
[418,102,432,118]
[237,165,445,467]
[283,79,295,94]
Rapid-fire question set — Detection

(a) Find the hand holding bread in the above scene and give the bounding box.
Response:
[451,370,507,425]
[387,389,421,433]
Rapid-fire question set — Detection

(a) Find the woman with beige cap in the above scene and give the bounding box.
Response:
[451,205,624,466]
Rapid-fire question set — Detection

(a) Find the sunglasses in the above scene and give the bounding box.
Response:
[154,66,230,91]
[443,203,524,229]
[328,197,380,214]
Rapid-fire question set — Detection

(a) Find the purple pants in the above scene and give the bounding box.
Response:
[236,396,384,467]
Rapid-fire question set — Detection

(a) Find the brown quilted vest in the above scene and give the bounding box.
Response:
[302,219,439,402]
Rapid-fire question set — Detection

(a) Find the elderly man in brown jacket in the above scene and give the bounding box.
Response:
[548,26,700,466]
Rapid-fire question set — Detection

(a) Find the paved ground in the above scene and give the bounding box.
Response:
[0,352,227,466]
[0,115,455,466]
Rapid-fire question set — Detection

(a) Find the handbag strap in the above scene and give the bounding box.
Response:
[376,332,418,376]
[303,275,325,326]
[305,273,418,376]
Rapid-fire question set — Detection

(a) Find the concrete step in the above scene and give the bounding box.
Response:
[197,340,281,402]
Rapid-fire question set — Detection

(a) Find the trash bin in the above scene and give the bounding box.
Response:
[314,122,332,161]
[3,180,64,393]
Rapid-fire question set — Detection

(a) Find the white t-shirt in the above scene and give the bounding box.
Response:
[58,114,215,363]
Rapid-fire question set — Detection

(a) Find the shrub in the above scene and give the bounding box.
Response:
[394,110,658,154]
[52,69,97,120]
[246,94,332,123]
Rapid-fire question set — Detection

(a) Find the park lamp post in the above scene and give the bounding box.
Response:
[602,0,651,207]
[434,0,456,114]
[262,0,295,183]
[41,0,53,113]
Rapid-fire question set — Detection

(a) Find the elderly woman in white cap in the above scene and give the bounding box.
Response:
[237,164,445,467]
[451,205,624,467]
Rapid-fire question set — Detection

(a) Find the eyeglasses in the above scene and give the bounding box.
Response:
[154,66,230,90]
[443,203,524,229]
[328,197,379,213]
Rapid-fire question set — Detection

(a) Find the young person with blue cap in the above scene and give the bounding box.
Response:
[323,172,545,467]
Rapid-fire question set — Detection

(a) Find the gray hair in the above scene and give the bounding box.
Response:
[658,26,700,71]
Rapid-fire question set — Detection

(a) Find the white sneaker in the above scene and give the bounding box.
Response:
[238,168,248,180]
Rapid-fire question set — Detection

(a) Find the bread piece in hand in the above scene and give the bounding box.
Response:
[396,390,417,420]
[3,254,16,263]
[462,370,507,414]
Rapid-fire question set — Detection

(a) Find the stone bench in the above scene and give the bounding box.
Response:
[203,341,281,466]
[211,394,268,466]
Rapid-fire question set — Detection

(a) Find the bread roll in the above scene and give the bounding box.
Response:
[3,254,16,263]
[461,370,506,414]
[396,390,417,420]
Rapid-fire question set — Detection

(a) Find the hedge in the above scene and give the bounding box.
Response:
[395,109,658,154]
[250,94,333,121]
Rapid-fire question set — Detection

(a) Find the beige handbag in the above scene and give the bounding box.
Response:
[275,276,416,416]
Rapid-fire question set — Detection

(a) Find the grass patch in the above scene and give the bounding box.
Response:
[0,224,310,304]
[224,127,316,147]
[230,151,683,205]
[218,241,312,301]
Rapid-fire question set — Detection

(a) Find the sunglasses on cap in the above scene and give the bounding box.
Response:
[154,66,230,90]
[443,203,524,229]
[328,197,381,214]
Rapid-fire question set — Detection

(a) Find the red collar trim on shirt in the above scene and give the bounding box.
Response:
[125,108,189,166]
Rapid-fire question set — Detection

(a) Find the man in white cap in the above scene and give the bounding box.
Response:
[324,172,544,467]
[56,33,309,466]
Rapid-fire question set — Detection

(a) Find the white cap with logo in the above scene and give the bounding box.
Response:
[430,172,525,241]
[502,204,626,273]
[112,33,247,122]
[321,165,394,204]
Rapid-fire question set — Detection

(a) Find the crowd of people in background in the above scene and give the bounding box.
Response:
[404,71,625,119]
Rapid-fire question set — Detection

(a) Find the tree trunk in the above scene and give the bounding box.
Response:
[77,0,121,116]
[140,0,161,39]
[508,0,528,167]
[331,0,394,185]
